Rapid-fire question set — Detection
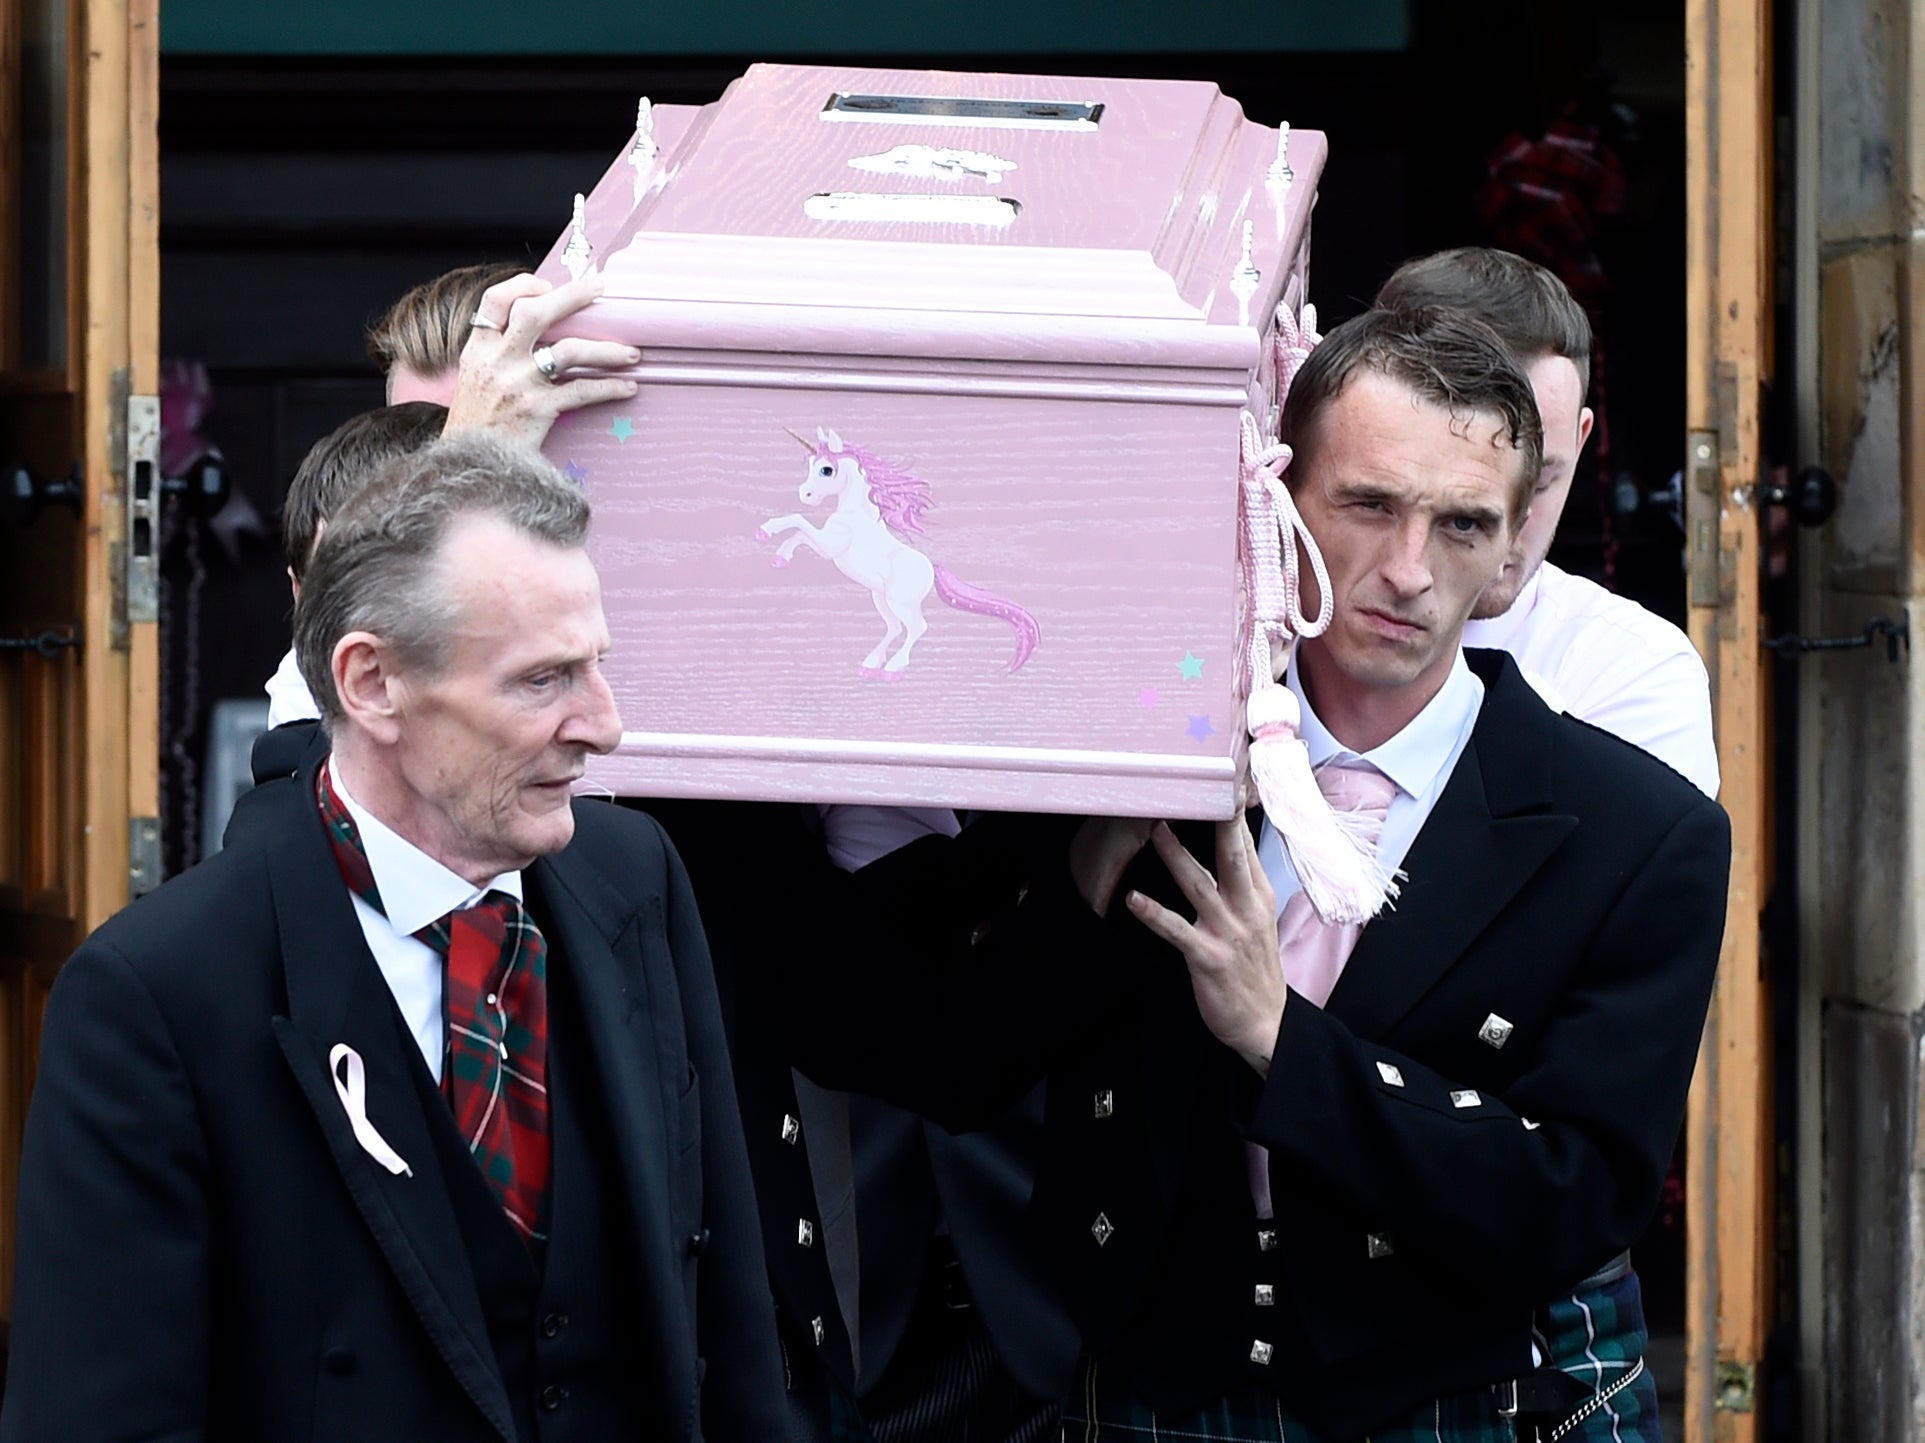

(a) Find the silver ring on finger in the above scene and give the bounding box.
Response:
[533,345,561,383]
[468,310,505,332]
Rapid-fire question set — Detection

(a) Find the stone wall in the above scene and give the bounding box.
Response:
[1814,0,1925,1435]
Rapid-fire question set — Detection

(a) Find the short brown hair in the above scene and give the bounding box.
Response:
[294,434,592,722]
[1281,306,1545,522]
[282,402,448,581]
[367,261,523,381]
[1375,247,1593,395]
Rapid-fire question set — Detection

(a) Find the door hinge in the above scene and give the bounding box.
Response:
[1714,1357,1756,1413]
[123,394,161,636]
[1686,429,1722,609]
[129,815,161,898]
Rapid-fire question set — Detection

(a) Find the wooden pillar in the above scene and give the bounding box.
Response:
[1683,0,1775,1435]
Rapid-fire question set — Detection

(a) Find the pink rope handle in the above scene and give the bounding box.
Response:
[1239,297,1330,698]
[1272,298,1320,406]
[1239,411,1332,699]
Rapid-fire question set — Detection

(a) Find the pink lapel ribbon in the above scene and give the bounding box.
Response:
[330,1043,414,1178]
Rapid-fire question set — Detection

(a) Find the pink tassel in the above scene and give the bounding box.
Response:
[1237,307,1397,925]
[1244,683,1399,927]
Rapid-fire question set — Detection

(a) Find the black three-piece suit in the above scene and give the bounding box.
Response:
[0,758,787,1443]
[723,650,1728,1438]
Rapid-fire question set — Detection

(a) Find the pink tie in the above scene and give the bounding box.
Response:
[1249,760,1399,1216]
[1275,761,1400,1007]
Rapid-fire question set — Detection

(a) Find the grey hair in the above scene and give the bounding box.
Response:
[294,432,591,721]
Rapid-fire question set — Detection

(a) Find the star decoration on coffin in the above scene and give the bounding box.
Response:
[1178,652,1205,680]
[1185,715,1216,743]
[609,417,636,443]
[563,460,588,482]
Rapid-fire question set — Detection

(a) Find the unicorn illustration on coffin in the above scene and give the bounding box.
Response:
[757,427,1042,679]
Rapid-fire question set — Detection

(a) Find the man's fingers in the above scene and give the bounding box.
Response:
[1214,814,1255,899]
[541,337,641,378]
[1240,822,1277,914]
[1148,822,1223,919]
[505,274,604,345]
[472,273,552,333]
[551,376,641,416]
[1125,889,1202,955]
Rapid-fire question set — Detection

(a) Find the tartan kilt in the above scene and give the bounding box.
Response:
[1538,1267,1661,1442]
[1055,1267,1662,1443]
[1057,1358,1516,1443]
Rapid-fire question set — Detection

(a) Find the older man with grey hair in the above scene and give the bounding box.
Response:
[2,435,785,1443]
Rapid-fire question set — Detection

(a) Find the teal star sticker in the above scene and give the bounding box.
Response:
[1178,652,1205,680]
[609,416,636,443]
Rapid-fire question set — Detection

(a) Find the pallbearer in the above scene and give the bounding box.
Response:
[735,304,1730,1443]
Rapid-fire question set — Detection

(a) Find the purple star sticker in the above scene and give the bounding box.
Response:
[564,460,588,483]
[1185,715,1215,743]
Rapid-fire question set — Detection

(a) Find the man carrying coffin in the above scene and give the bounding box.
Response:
[756,305,1729,1440]
[1374,246,1717,1435]
[2,436,786,1443]
[1378,246,1719,799]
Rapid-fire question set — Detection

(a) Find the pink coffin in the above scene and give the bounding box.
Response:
[536,63,1325,819]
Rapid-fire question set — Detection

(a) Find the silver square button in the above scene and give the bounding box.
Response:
[1257,1228,1279,1252]
[1376,1061,1405,1087]
[797,1219,815,1247]
[1250,1340,1274,1365]
[1253,1284,1274,1306]
[780,1114,801,1145]
[1450,1089,1481,1109]
[1093,1089,1114,1119]
[1091,1212,1115,1247]
[1478,1013,1514,1049]
[1366,1232,1394,1259]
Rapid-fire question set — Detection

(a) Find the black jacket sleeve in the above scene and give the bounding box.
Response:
[659,801,1118,1134]
[646,818,793,1443]
[1251,797,1731,1301]
[0,941,214,1443]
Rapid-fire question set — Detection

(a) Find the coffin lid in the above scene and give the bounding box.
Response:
[538,63,1325,371]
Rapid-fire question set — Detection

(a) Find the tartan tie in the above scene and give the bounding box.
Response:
[1249,759,1399,1218]
[316,767,553,1248]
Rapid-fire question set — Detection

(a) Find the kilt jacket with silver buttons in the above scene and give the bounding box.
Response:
[753,650,1731,1440]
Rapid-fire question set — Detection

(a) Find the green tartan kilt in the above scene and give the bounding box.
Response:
[1536,1266,1661,1442]
[1056,1267,1661,1443]
[1056,1358,1515,1443]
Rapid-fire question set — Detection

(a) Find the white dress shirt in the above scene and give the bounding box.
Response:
[818,804,960,873]
[330,761,523,1082]
[1463,562,1719,798]
[1257,648,1484,921]
[266,645,322,728]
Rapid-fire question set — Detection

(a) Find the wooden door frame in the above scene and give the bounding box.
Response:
[1684,0,1775,1435]
[0,0,158,1316]
[73,0,158,934]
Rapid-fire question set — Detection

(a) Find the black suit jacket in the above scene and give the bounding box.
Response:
[1,761,787,1443]
[761,651,1730,1437]
[646,796,1095,1411]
